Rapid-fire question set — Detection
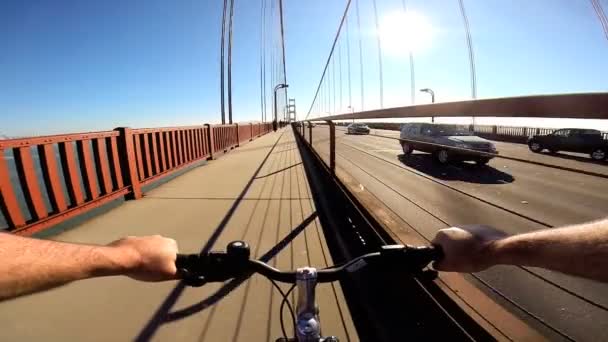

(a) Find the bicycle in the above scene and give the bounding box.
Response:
[176,241,443,342]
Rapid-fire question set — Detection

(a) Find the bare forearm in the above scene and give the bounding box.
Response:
[0,233,138,301]
[489,219,608,281]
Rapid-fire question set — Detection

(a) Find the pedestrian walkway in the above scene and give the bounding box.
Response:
[0,127,358,341]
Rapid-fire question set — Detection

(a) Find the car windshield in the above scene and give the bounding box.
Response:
[430,125,472,136]
[351,124,367,128]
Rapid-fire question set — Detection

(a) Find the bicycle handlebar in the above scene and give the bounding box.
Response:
[176,241,443,287]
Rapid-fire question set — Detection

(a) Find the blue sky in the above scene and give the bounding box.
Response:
[1,0,607,137]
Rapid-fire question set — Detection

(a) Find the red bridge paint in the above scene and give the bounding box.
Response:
[0,122,274,236]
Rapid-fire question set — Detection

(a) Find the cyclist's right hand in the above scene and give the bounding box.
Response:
[431,225,508,273]
[108,235,179,282]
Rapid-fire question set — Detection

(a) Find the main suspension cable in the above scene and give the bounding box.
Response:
[591,0,608,42]
[305,0,353,119]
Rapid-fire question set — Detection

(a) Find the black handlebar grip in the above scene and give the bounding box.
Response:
[175,254,189,270]
[430,245,444,262]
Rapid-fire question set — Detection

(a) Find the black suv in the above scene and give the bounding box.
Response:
[528,128,607,161]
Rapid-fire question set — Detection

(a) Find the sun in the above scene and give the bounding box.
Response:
[378,10,434,56]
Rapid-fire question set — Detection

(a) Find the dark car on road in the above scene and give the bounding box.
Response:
[347,123,370,135]
[400,123,498,165]
[528,128,607,161]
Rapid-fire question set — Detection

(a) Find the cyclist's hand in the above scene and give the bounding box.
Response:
[108,235,178,282]
[431,225,507,273]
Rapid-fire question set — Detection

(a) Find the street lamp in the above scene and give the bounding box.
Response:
[420,88,435,123]
[273,83,288,131]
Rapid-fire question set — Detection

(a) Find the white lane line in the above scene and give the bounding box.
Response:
[370,149,402,153]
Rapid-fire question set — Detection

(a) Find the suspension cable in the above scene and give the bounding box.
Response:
[401,0,416,105]
[227,0,235,124]
[591,0,608,42]
[372,0,384,108]
[260,0,265,122]
[333,55,336,114]
[339,41,343,112]
[220,0,228,124]
[262,0,268,122]
[346,16,352,109]
[355,0,365,112]
[279,0,288,120]
[458,0,477,100]
[305,0,352,119]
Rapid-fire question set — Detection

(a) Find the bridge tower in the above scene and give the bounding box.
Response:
[288,98,297,122]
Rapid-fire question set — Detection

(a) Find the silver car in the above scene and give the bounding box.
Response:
[347,123,370,135]
[399,123,498,165]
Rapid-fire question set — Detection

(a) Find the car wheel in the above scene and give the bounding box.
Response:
[590,148,606,161]
[435,149,450,164]
[475,158,490,166]
[528,141,542,153]
[401,142,413,156]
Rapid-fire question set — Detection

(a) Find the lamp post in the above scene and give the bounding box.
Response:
[420,88,435,123]
[274,83,288,131]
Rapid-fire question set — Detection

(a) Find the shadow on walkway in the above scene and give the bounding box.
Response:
[163,212,317,323]
[135,131,285,342]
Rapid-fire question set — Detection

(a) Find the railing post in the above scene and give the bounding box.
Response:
[205,124,215,160]
[326,120,335,174]
[308,121,312,145]
[250,123,254,141]
[235,123,240,147]
[114,127,142,199]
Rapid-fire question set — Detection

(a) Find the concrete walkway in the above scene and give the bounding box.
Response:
[0,127,358,341]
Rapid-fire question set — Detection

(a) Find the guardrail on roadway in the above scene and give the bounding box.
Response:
[342,122,608,144]
[0,122,274,235]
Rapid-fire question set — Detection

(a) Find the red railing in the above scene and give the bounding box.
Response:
[212,125,239,154]
[0,122,273,235]
[238,123,253,144]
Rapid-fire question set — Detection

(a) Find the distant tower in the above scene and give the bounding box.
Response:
[288,99,297,122]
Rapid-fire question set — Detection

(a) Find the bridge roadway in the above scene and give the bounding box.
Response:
[308,126,608,341]
[0,128,358,341]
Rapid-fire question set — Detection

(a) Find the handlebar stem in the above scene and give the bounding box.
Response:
[295,267,321,341]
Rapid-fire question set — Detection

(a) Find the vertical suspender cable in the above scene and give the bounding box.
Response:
[227,0,235,124]
[458,0,477,100]
[372,0,384,108]
[458,0,477,127]
[259,0,264,122]
[279,0,288,121]
[401,0,416,105]
[332,57,336,114]
[220,0,228,124]
[304,0,352,119]
[346,16,352,109]
[270,0,275,120]
[339,41,343,112]
[355,0,365,111]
